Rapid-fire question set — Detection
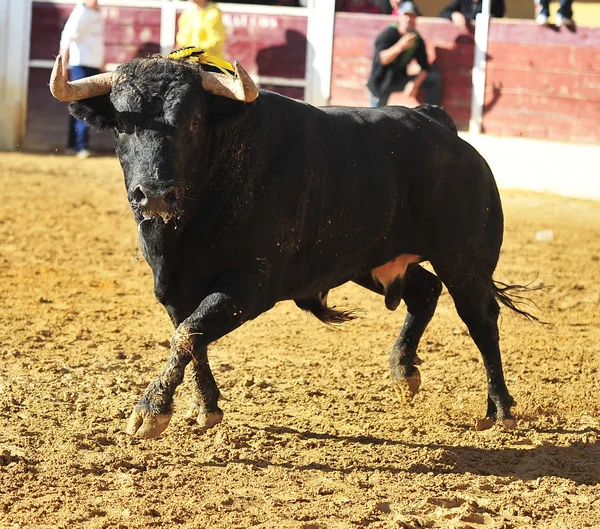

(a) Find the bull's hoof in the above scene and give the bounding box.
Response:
[474,416,518,431]
[185,403,224,430]
[392,368,421,403]
[126,407,172,438]
[475,417,494,431]
[501,417,517,430]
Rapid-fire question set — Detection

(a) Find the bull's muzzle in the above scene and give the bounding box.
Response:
[131,185,181,223]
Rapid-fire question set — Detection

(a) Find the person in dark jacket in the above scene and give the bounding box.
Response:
[439,0,504,28]
[367,1,441,107]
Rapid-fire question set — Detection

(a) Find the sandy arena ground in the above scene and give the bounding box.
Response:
[0,151,599,529]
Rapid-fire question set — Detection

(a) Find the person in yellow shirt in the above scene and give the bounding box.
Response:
[176,0,226,59]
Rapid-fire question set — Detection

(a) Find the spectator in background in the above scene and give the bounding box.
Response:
[535,0,574,27]
[336,0,383,13]
[367,1,441,107]
[389,0,421,15]
[439,0,505,28]
[176,0,226,59]
[59,0,105,159]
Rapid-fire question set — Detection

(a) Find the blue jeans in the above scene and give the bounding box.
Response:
[370,70,442,108]
[534,0,573,18]
[67,65,101,151]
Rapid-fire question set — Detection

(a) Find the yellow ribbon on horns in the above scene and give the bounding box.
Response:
[167,46,235,77]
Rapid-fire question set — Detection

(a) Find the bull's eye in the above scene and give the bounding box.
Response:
[117,120,134,134]
[190,120,200,132]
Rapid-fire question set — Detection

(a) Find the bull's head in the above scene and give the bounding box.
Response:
[50,55,259,225]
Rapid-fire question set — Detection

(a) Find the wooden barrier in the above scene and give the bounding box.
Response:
[483,21,600,144]
[25,1,307,151]
[330,14,600,143]
[24,3,600,150]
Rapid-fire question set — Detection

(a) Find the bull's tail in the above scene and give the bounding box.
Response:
[492,279,547,324]
[294,296,355,325]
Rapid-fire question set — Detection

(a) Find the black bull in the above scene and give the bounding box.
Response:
[64,57,532,438]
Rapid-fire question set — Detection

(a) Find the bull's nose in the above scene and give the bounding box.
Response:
[131,185,179,209]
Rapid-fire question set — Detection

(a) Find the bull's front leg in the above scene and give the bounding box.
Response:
[127,276,263,438]
[182,341,222,430]
[126,333,193,438]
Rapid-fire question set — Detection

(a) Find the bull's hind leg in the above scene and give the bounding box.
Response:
[432,263,515,428]
[354,264,442,402]
[389,265,442,402]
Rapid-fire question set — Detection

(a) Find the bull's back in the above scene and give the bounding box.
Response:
[249,94,504,293]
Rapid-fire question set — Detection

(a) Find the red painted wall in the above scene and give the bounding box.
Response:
[483,21,600,144]
[25,3,600,150]
[25,3,307,151]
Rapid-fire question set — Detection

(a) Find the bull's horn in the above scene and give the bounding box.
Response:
[50,55,114,102]
[200,61,259,103]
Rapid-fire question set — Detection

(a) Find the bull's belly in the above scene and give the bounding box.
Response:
[283,251,422,303]
[371,254,422,290]
[295,253,423,315]
[371,253,422,310]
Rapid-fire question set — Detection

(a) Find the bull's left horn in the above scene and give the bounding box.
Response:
[50,55,114,102]
[200,61,259,103]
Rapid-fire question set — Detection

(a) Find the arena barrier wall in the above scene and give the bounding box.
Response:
[483,21,600,144]
[330,13,600,144]
[24,2,600,151]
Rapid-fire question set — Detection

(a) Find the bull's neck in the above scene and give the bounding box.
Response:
[197,110,260,225]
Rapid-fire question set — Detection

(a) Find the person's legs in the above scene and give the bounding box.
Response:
[558,0,573,17]
[74,115,90,153]
[419,70,442,106]
[70,66,100,153]
[534,0,550,17]
[556,0,574,23]
[67,115,76,152]
[369,91,384,107]
[371,78,410,107]
[69,66,89,152]
[534,0,550,24]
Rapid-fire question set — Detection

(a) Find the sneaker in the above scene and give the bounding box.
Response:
[536,13,549,25]
[76,149,91,159]
[556,14,574,27]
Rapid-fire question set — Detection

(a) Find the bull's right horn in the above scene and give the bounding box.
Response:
[49,55,114,102]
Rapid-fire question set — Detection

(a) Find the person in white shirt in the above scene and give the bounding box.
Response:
[59,0,105,158]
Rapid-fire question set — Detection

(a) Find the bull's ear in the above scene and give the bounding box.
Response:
[69,95,116,130]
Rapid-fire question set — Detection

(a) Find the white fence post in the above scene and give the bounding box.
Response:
[0,0,33,150]
[304,0,335,106]
[469,0,491,134]
[160,0,177,57]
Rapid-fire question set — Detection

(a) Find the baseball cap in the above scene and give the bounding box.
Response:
[399,1,420,15]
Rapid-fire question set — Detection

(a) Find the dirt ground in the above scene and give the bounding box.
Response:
[1,151,599,529]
